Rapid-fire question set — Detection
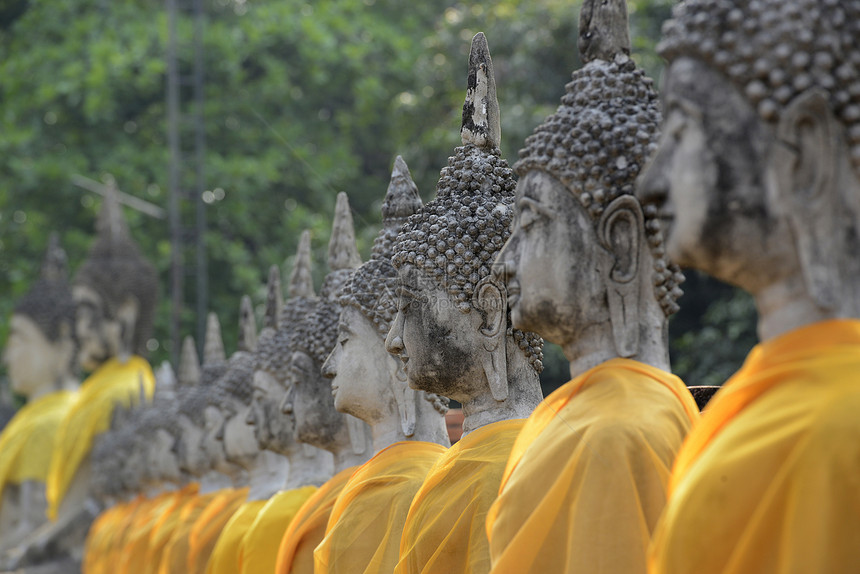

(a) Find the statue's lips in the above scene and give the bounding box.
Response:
[331,383,339,397]
[506,281,520,308]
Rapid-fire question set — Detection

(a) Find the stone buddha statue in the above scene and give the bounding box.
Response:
[483,4,700,572]
[249,252,333,489]
[324,156,450,452]
[31,190,158,567]
[0,235,78,554]
[314,157,450,574]
[234,259,333,574]
[391,33,546,574]
[282,193,374,473]
[637,2,860,572]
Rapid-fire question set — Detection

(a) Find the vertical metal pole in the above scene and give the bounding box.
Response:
[166,0,183,367]
[193,0,208,351]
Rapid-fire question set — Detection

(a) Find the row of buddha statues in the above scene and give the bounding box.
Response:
[1,0,859,572]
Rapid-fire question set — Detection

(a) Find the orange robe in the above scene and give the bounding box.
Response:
[119,491,178,574]
[83,501,132,574]
[205,499,267,574]
[47,356,155,519]
[275,467,356,574]
[142,483,200,574]
[650,319,860,574]
[396,419,523,574]
[316,442,446,574]
[238,485,317,574]
[104,496,153,574]
[186,487,248,574]
[158,491,221,574]
[487,358,698,574]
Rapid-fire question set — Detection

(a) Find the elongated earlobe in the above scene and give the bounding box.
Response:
[598,196,644,357]
[776,89,840,312]
[473,277,508,401]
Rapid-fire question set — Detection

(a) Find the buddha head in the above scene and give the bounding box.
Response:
[283,193,370,455]
[176,314,228,477]
[324,156,449,439]
[3,234,78,397]
[135,400,185,487]
[249,238,319,456]
[638,0,860,321]
[204,300,259,471]
[73,189,158,372]
[495,0,680,369]
[386,34,543,422]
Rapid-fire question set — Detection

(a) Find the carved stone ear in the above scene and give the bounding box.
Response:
[777,88,839,311]
[116,296,140,358]
[473,277,508,401]
[598,196,644,358]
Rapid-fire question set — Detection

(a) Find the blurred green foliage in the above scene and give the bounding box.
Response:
[0,0,756,397]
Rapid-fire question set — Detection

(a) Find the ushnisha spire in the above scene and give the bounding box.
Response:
[264,265,283,333]
[371,156,423,260]
[178,336,201,388]
[238,295,258,353]
[289,230,316,299]
[203,312,226,366]
[95,183,131,247]
[578,0,631,63]
[327,192,362,272]
[461,32,501,150]
[41,232,69,283]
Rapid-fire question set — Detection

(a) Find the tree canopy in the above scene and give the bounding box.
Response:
[0,0,756,395]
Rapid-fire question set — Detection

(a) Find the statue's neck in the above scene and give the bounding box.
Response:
[246,450,290,500]
[284,445,333,489]
[753,272,850,342]
[461,358,542,435]
[198,470,235,494]
[26,374,78,402]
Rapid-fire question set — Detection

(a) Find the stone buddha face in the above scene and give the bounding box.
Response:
[497,170,612,346]
[148,427,183,484]
[202,403,234,474]
[387,265,497,403]
[638,58,798,294]
[177,412,210,477]
[282,349,343,449]
[73,285,128,372]
[3,314,74,397]
[249,368,295,454]
[324,307,398,420]
[221,398,258,468]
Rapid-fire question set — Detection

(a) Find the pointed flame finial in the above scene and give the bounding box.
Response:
[381,156,422,230]
[41,232,69,283]
[289,230,316,298]
[327,192,362,272]
[178,336,201,387]
[95,181,131,245]
[203,312,226,366]
[578,0,631,63]
[238,295,258,353]
[264,265,283,331]
[461,32,501,150]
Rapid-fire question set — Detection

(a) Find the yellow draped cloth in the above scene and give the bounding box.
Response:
[83,500,133,574]
[275,466,356,574]
[396,419,524,574]
[141,483,200,574]
[104,496,153,574]
[238,485,317,574]
[205,499,267,574]
[47,356,155,520]
[186,487,248,574]
[0,390,76,513]
[315,442,447,574]
[486,358,698,574]
[158,491,221,574]
[649,319,860,574]
[118,491,178,574]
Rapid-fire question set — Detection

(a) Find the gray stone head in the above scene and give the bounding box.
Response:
[496,2,678,369]
[638,0,860,328]
[73,189,158,370]
[387,33,543,415]
[4,234,78,396]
